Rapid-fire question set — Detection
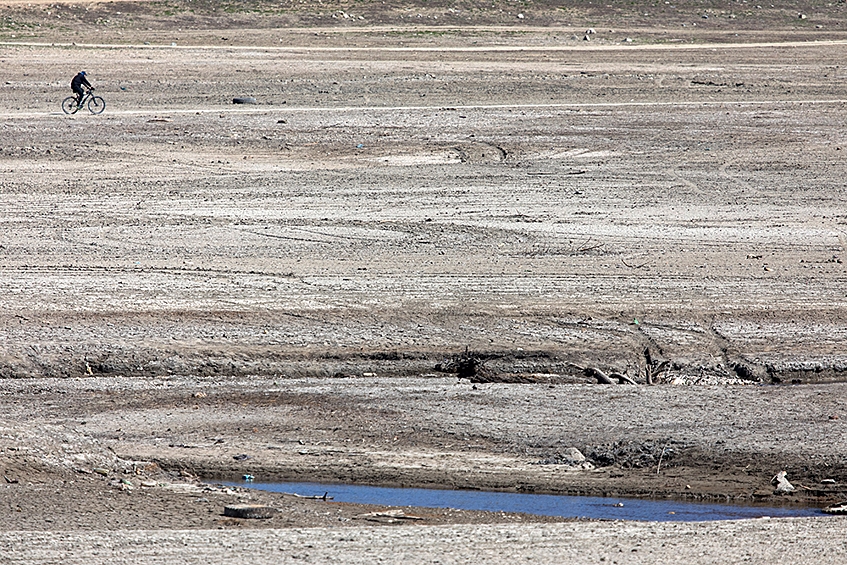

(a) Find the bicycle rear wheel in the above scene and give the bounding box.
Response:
[62,97,79,114]
[88,96,106,114]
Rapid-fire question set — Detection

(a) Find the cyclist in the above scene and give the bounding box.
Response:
[70,71,93,107]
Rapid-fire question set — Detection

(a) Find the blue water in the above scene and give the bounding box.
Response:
[220,480,823,522]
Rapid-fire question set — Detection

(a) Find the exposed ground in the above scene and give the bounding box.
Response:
[2,0,847,562]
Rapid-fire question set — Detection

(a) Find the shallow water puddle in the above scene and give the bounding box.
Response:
[221,480,822,522]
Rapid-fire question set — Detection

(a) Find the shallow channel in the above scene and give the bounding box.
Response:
[222,480,823,522]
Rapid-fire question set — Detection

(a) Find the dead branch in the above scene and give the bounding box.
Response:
[584,367,615,384]
[621,258,648,269]
[356,509,424,522]
[283,492,333,500]
[575,237,604,253]
[656,442,669,475]
[610,372,638,385]
[643,347,668,385]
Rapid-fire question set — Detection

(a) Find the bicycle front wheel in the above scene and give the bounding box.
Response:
[88,96,106,114]
[62,97,79,115]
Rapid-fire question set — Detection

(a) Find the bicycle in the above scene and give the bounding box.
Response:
[62,88,105,115]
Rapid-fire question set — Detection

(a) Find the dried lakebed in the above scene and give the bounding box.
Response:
[2,6,847,561]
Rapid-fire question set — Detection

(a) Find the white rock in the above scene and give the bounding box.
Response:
[561,447,586,463]
[771,471,795,494]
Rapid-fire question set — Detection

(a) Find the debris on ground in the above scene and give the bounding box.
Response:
[772,471,796,494]
[223,504,278,519]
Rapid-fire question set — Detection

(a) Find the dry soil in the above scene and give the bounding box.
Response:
[1,1,847,563]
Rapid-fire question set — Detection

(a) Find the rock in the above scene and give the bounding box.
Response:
[224,504,277,519]
[822,501,847,515]
[232,97,257,105]
[561,447,586,463]
[771,471,795,494]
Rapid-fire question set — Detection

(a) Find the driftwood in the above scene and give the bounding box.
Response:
[643,347,669,385]
[609,372,638,385]
[580,366,638,385]
[656,442,670,475]
[355,509,424,523]
[283,491,333,500]
[583,367,614,384]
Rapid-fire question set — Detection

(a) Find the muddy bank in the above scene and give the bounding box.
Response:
[3,312,846,385]
[3,375,846,513]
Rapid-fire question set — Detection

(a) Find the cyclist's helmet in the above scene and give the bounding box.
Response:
[80,71,86,76]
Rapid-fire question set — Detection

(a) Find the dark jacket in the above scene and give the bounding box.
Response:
[71,73,92,92]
